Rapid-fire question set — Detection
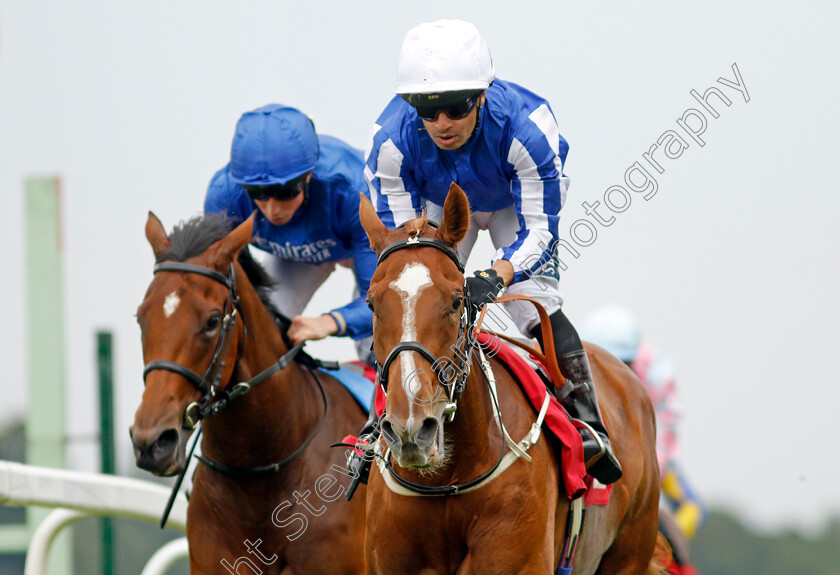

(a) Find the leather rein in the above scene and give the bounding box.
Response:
[374,230,473,420]
[371,232,566,497]
[371,232,515,496]
[142,260,327,474]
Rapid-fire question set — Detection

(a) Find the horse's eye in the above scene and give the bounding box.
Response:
[451,297,463,312]
[204,314,221,333]
[367,301,375,313]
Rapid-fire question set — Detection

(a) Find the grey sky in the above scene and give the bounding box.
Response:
[1,0,838,533]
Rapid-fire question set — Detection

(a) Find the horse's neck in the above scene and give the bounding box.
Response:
[199,272,319,465]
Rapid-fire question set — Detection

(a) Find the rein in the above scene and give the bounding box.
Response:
[143,261,313,428]
[370,232,550,497]
[195,358,328,475]
[374,230,472,418]
[145,259,328,525]
[143,261,242,412]
[375,341,550,497]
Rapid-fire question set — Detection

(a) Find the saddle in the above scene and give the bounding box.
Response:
[475,332,611,504]
[472,297,612,505]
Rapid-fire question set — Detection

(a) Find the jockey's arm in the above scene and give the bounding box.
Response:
[364,126,423,228]
[494,151,567,285]
[490,259,514,287]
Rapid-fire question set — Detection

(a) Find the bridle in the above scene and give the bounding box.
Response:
[141,259,323,461]
[374,227,474,420]
[144,257,327,527]
[372,232,529,496]
[142,261,244,428]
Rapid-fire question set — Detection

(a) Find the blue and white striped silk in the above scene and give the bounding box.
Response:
[364,79,570,285]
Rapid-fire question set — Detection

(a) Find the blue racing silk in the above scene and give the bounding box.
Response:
[365,79,570,285]
[205,135,375,340]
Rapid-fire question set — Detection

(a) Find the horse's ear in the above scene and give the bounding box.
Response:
[206,212,255,271]
[145,211,171,259]
[436,183,470,247]
[359,193,389,255]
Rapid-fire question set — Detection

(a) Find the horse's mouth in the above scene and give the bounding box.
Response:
[153,463,183,477]
[135,454,184,477]
[399,458,433,468]
[393,443,445,469]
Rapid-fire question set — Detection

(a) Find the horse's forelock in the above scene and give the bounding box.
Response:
[157,213,231,263]
[403,215,430,238]
[153,213,286,328]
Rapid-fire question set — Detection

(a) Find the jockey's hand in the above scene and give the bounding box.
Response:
[465,268,505,317]
[288,314,339,345]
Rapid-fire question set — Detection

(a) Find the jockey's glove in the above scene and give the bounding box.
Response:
[465,268,505,316]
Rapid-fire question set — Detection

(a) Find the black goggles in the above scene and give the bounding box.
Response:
[413,94,480,122]
[241,179,305,202]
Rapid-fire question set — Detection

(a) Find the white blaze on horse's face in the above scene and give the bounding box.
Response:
[163,291,180,318]
[389,262,432,402]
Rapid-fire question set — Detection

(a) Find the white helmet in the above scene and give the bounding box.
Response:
[396,19,494,105]
[580,305,642,363]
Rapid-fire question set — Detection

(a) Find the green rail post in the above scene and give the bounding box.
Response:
[97,331,115,575]
[24,175,73,573]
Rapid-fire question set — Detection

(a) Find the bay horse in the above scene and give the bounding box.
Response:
[358,184,663,574]
[130,212,367,574]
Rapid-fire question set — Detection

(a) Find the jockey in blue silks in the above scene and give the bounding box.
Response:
[205,104,376,365]
[354,20,622,485]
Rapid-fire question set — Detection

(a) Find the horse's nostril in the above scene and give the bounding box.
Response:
[416,417,439,447]
[153,428,179,457]
[381,420,398,445]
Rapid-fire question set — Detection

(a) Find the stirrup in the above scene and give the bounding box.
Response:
[575,421,622,484]
[575,419,607,468]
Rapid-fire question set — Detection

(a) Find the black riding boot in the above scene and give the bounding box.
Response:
[345,394,380,501]
[557,349,623,484]
[531,310,623,485]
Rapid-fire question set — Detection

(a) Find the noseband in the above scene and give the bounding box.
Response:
[142,258,329,528]
[374,230,473,419]
[142,261,243,427]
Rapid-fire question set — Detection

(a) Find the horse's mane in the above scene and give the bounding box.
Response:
[156,212,230,264]
[159,214,288,329]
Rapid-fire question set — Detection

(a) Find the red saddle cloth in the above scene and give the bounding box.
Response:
[372,333,611,504]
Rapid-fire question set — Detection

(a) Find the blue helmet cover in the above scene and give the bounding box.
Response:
[229,104,320,186]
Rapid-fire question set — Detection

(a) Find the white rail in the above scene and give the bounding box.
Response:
[141,538,190,575]
[24,509,86,575]
[0,460,190,575]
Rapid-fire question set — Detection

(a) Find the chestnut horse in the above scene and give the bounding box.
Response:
[130,212,367,574]
[358,184,662,575]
